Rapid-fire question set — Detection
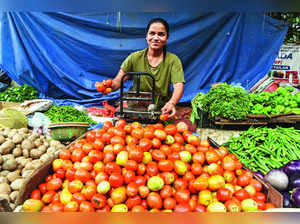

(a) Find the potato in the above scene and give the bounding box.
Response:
[30,149,43,159]
[0,170,10,177]
[18,128,29,135]
[15,157,25,164]
[21,139,35,151]
[20,158,32,168]
[2,159,18,171]
[9,191,19,202]
[0,177,8,184]
[14,205,23,212]
[34,139,43,148]
[37,145,47,154]
[0,183,11,194]
[39,154,52,163]
[2,154,14,161]
[47,147,57,154]
[0,155,3,165]
[9,203,16,210]
[7,171,20,183]
[43,141,49,148]
[0,140,15,154]
[7,129,18,139]
[22,170,34,178]
[12,134,23,144]
[22,149,29,158]
[12,147,22,157]
[0,135,5,144]
[28,134,39,142]
[10,178,24,191]
[31,160,42,170]
[50,140,61,147]
[3,128,10,137]
[0,193,10,203]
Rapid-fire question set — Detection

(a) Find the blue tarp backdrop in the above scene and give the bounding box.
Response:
[0,12,288,106]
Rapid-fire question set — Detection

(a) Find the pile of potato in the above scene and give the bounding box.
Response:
[0,127,65,210]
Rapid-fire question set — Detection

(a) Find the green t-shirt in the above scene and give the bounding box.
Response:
[121,48,185,109]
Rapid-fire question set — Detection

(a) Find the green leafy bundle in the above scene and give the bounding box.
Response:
[44,105,96,124]
[192,83,250,121]
[0,84,38,102]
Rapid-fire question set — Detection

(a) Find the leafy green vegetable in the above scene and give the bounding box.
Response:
[44,105,96,124]
[0,84,38,102]
[190,83,250,121]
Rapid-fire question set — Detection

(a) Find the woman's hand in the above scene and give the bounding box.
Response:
[161,102,176,118]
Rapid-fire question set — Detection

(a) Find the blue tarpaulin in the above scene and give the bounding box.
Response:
[0,12,288,106]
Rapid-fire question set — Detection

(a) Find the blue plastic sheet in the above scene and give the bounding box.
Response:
[0,12,288,106]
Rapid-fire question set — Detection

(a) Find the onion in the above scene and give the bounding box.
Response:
[265,169,289,191]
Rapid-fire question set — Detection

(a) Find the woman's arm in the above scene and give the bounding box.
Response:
[161,82,184,118]
[111,69,129,91]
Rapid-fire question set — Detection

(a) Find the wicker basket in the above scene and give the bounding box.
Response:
[48,122,90,141]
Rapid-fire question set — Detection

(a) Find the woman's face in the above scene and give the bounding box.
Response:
[146,22,168,51]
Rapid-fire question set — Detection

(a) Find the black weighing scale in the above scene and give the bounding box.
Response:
[114,72,161,123]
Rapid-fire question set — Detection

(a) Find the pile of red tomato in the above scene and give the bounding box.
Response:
[95,79,113,95]
[23,120,276,212]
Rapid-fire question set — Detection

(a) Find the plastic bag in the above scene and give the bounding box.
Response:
[28,112,51,135]
[20,99,53,114]
[0,108,28,128]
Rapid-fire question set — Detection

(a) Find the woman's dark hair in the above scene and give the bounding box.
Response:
[146,17,169,38]
[146,18,169,60]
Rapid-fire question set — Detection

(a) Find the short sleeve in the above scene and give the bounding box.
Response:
[121,53,134,72]
[171,56,185,84]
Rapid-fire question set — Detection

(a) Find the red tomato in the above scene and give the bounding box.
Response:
[158,160,174,172]
[135,176,147,187]
[128,147,144,162]
[146,162,159,176]
[187,134,201,147]
[161,144,172,155]
[80,201,95,212]
[256,200,266,210]
[71,149,86,162]
[138,186,150,198]
[160,185,173,199]
[115,119,126,128]
[46,178,62,191]
[103,121,113,130]
[174,178,188,190]
[72,193,86,204]
[82,185,97,201]
[126,182,139,197]
[174,203,191,212]
[125,160,138,171]
[237,173,252,187]
[42,191,56,204]
[154,129,167,141]
[144,128,155,139]
[65,169,76,181]
[131,205,147,212]
[137,163,146,176]
[91,194,106,209]
[139,138,153,151]
[151,150,166,161]
[64,201,79,212]
[175,189,190,203]
[30,189,41,200]
[105,162,121,175]
[164,124,177,135]
[147,192,162,209]
[234,188,250,201]
[123,170,136,184]
[250,179,263,192]
[191,163,202,175]
[163,197,176,210]
[206,150,220,164]
[59,150,71,160]
[174,133,184,144]
[103,151,115,164]
[217,187,232,202]
[109,172,124,188]
[265,203,276,210]
[224,199,241,212]
[88,150,103,163]
[74,169,91,183]
[253,192,266,202]
[126,195,142,209]
[160,114,169,121]
[152,138,162,148]
[50,202,64,212]
[86,130,96,142]
[131,128,144,139]
[193,176,208,191]
[55,169,65,179]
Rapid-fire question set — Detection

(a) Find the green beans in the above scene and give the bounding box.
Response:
[224,126,300,174]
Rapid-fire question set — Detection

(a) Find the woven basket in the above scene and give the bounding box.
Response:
[48,122,90,141]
